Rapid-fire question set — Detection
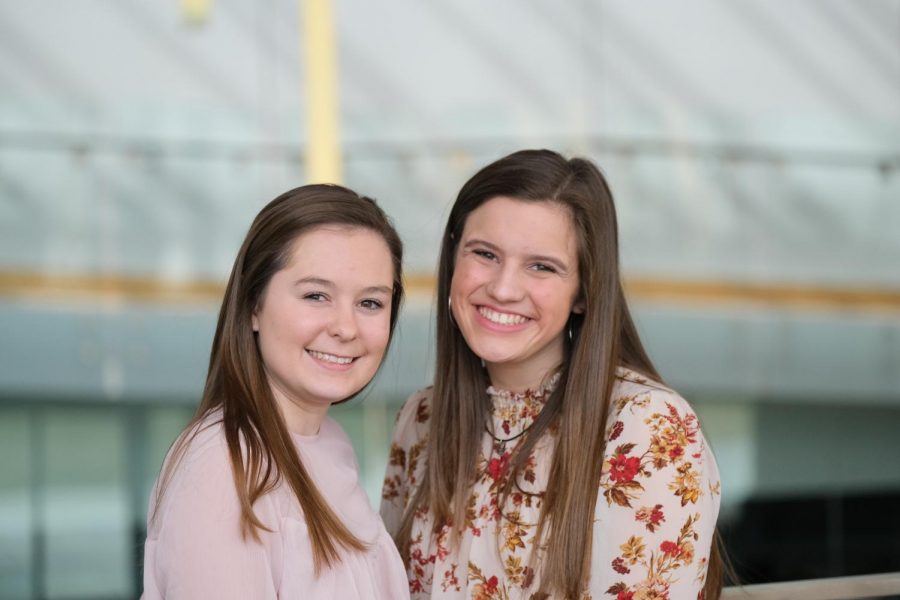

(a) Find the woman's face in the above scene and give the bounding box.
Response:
[252,226,394,429]
[450,196,582,386]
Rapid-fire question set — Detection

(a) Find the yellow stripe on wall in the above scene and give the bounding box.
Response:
[624,277,900,314]
[2,270,900,314]
[0,272,224,306]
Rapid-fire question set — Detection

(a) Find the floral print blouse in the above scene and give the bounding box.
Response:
[380,367,721,600]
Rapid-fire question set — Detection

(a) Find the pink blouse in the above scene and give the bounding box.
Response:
[381,368,721,599]
[143,413,410,600]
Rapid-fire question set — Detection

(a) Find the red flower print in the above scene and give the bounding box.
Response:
[441,565,460,592]
[610,420,624,440]
[487,452,510,482]
[660,540,682,556]
[485,575,498,592]
[617,591,635,600]
[668,445,684,460]
[609,453,641,483]
[635,504,665,532]
[612,557,631,574]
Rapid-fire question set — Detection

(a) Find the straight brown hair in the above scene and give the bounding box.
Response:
[152,184,404,574]
[395,150,723,599]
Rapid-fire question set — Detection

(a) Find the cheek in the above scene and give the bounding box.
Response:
[259,296,294,332]
[451,262,485,297]
[269,310,303,340]
[363,316,392,354]
[534,284,577,319]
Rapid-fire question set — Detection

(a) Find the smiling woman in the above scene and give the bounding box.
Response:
[142,185,410,599]
[450,197,583,391]
[251,228,395,436]
[382,150,724,600]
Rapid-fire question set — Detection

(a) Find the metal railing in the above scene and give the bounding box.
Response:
[723,572,900,600]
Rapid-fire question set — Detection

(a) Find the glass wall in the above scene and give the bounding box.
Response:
[0,402,194,599]
[1,0,899,597]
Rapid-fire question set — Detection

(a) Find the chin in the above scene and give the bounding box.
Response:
[469,345,517,365]
[303,381,362,405]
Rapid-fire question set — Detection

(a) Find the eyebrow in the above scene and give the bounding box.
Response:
[464,239,570,272]
[294,276,392,295]
[362,285,393,295]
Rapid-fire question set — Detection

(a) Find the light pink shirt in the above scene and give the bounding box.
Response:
[143,414,410,599]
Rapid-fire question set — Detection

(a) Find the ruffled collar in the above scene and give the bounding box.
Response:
[486,371,561,405]
[486,372,561,438]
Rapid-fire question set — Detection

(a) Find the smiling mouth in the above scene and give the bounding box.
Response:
[477,306,531,326]
[306,349,357,365]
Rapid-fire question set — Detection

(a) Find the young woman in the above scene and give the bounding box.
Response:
[144,185,410,599]
[381,150,723,599]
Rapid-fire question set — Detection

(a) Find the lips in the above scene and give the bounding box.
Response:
[306,349,357,365]
[477,305,531,326]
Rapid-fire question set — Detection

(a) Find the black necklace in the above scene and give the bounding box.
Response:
[485,372,560,456]
[485,422,533,456]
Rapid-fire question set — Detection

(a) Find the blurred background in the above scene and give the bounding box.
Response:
[1,0,899,598]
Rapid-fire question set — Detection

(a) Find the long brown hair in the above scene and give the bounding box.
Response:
[395,150,723,598]
[153,184,404,573]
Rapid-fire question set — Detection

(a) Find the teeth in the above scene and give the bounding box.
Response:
[478,306,529,326]
[308,350,354,365]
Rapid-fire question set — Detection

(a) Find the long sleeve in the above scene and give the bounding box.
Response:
[143,439,280,600]
[590,386,721,600]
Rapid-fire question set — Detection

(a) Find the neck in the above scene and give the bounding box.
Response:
[484,334,566,392]
[269,383,328,436]
[485,358,563,393]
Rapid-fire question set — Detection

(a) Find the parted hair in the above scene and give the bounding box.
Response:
[394,150,723,599]
[152,184,404,574]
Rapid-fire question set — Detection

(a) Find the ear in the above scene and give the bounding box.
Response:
[572,297,586,315]
[251,311,260,332]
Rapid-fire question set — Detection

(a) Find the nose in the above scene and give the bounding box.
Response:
[328,303,359,341]
[486,263,525,303]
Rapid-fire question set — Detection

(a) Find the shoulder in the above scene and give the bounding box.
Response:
[384,387,432,478]
[606,367,716,469]
[609,367,697,426]
[174,411,232,474]
[148,413,239,538]
[597,368,720,519]
[391,386,433,443]
[605,367,719,487]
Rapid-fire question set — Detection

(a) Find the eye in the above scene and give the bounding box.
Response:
[359,298,385,311]
[473,249,498,261]
[530,263,557,274]
[303,292,328,302]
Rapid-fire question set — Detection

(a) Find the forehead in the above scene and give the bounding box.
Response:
[283,226,394,281]
[461,196,578,258]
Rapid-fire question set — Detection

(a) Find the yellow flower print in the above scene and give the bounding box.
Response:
[619,535,646,565]
[670,463,701,506]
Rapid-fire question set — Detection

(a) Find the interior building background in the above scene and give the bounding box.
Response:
[1,1,899,598]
